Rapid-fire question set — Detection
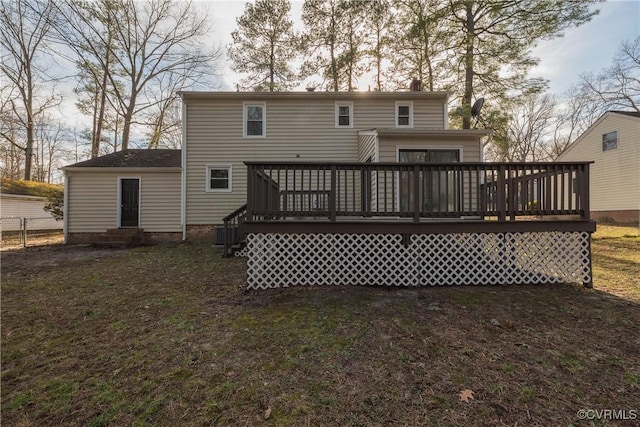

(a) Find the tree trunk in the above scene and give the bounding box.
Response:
[462,2,475,130]
[93,35,112,158]
[121,91,137,150]
[423,25,433,91]
[25,75,34,180]
[121,115,131,150]
[269,39,275,91]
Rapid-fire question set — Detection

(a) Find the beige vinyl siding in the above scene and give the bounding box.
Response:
[186,97,447,224]
[358,132,378,210]
[377,134,482,162]
[67,170,181,233]
[557,113,640,212]
[358,132,377,161]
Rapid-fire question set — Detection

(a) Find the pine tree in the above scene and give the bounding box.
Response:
[446,0,598,128]
[228,0,298,91]
[301,0,368,91]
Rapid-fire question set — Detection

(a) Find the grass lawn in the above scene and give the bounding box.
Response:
[2,225,639,426]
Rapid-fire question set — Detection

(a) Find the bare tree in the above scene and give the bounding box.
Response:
[143,72,183,149]
[488,93,557,161]
[145,97,182,149]
[33,116,73,183]
[580,37,640,113]
[55,0,219,151]
[542,86,604,159]
[0,0,60,180]
[53,0,120,158]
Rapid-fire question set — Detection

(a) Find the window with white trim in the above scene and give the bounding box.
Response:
[395,101,413,127]
[206,165,232,192]
[243,102,266,137]
[602,131,617,151]
[335,102,353,128]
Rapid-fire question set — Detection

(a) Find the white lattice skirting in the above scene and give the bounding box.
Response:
[245,232,591,289]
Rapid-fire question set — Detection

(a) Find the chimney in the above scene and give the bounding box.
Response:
[410,78,422,92]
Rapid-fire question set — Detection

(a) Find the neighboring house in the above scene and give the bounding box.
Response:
[0,179,62,233]
[62,149,182,244]
[556,111,640,226]
[63,90,596,288]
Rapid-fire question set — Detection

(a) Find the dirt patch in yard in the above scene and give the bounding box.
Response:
[1,228,639,426]
[1,241,128,272]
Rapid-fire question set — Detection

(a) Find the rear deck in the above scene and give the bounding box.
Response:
[224,161,595,289]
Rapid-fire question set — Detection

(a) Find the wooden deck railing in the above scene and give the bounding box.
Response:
[245,162,592,223]
[222,203,247,257]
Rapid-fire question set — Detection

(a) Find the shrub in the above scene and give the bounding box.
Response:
[43,188,64,221]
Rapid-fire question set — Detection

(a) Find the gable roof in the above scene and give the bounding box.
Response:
[610,110,640,118]
[64,149,181,169]
[556,111,640,160]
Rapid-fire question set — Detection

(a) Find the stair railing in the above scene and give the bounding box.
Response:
[222,204,247,257]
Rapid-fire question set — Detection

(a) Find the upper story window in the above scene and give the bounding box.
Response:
[395,101,413,127]
[335,102,353,128]
[206,164,232,192]
[243,102,266,137]
[602,131,617,151]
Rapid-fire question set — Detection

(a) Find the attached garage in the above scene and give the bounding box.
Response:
[62,149,182,245]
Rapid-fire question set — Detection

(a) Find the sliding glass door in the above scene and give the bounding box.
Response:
[399,149,460,214]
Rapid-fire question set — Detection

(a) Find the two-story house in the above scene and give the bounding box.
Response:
[63,90,596,289]
[180,90,489,234]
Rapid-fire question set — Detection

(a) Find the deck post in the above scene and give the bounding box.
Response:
[223,218,230,258]
[496,164,506,222]
[582,164,591,221]
[413,164,420,223]
[508,167,516,221]
[246,164,254,221]
[329,165,337,222]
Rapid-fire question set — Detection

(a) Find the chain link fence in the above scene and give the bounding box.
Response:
[1,216,63,248]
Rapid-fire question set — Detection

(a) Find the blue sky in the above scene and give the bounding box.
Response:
[530,0,640,94]
[204,0,640,94]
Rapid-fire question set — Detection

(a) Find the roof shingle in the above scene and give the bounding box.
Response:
[65,149,181,168]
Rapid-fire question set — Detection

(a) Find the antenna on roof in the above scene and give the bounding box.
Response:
[471,97,485,129]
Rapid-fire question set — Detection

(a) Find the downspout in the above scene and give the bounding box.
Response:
[181,100,187,241]
[480,130,493,163]
[63,170,69,243]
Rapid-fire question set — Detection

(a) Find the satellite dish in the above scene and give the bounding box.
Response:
[471,97,484,118]
[470,97,485,128]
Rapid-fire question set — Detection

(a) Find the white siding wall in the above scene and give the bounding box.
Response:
[186,97,447,224]
[557,114,640,211]
[0,195,62,231]
[67,171,181,233]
